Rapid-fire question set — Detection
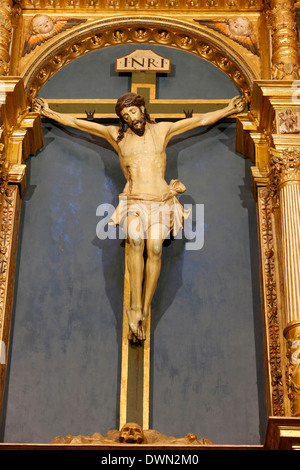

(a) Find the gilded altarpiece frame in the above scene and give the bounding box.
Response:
[0,0,300,449]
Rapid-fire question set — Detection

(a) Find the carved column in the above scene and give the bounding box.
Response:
[0,0,12,76]
[269,0,300,80]
[270,147,300,416]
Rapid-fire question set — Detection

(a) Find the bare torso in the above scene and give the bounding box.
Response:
[117,122,170,197]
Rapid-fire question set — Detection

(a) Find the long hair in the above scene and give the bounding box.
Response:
[115,92,153,143]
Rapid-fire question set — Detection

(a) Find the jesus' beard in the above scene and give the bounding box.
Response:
[130,115,146,136]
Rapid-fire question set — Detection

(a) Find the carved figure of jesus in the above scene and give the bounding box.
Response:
[33,93,245,342]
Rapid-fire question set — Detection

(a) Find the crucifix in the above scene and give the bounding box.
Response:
[33,49,245,432]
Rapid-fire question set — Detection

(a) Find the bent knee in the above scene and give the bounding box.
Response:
[129,235,144,249]
[148,240,163,257]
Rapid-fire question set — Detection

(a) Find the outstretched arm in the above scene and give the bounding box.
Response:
[33,98,119,151]
[163,96,246,144]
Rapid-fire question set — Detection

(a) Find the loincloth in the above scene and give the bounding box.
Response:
[108,179,190,237]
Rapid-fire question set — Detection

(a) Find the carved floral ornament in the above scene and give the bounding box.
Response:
[22,20,254,103]
[258,186,285,416]
[0,182,16,337]
[269,147,300,188]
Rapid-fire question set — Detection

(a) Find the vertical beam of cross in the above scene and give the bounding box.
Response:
[118,71,155,431]
[115,70,232,431]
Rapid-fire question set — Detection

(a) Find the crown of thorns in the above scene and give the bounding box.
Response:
[115,93,145,119]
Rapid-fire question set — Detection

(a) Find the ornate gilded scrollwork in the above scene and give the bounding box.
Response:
[0,186,17,333]
[285,323,300,416]
[152,28,173,44]
[18,0,264,9]
[268,0,300,79]
[258,186,285,416]
[0,0,12,76]
[131,27,151,42]
[175,34,194,50]
[23,21,253,104]
[270,147,300,188]
[0,140,10,215]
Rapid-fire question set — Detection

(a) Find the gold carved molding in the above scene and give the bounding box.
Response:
[264,417,300,449]
[0,185,21,413]
[18,0,264,10]
[0,77,43,165]
[267,0,300,80]
[257,186,286,416]
[284,322,300,417]
[269,147,300,188]
[236,81,300,171]
[18,16,261,104]
[0,0,12,76]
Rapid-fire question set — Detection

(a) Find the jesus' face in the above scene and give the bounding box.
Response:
[120,105,146,136]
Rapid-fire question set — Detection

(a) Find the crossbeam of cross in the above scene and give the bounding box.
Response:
[45,71,232,121]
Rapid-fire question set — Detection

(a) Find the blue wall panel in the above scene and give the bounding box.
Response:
[0,45,266,445]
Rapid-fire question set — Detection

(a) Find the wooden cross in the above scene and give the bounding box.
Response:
[46,49,232,431]
[46,49,231,120]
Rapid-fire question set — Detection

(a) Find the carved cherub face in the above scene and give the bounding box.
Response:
[32,15,54,35]
[119,422,145,444]
[228,17,252,37]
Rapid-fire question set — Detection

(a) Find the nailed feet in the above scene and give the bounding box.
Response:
[126,307,146,342]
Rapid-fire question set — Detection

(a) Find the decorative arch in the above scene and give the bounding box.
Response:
[21,16,260,104]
